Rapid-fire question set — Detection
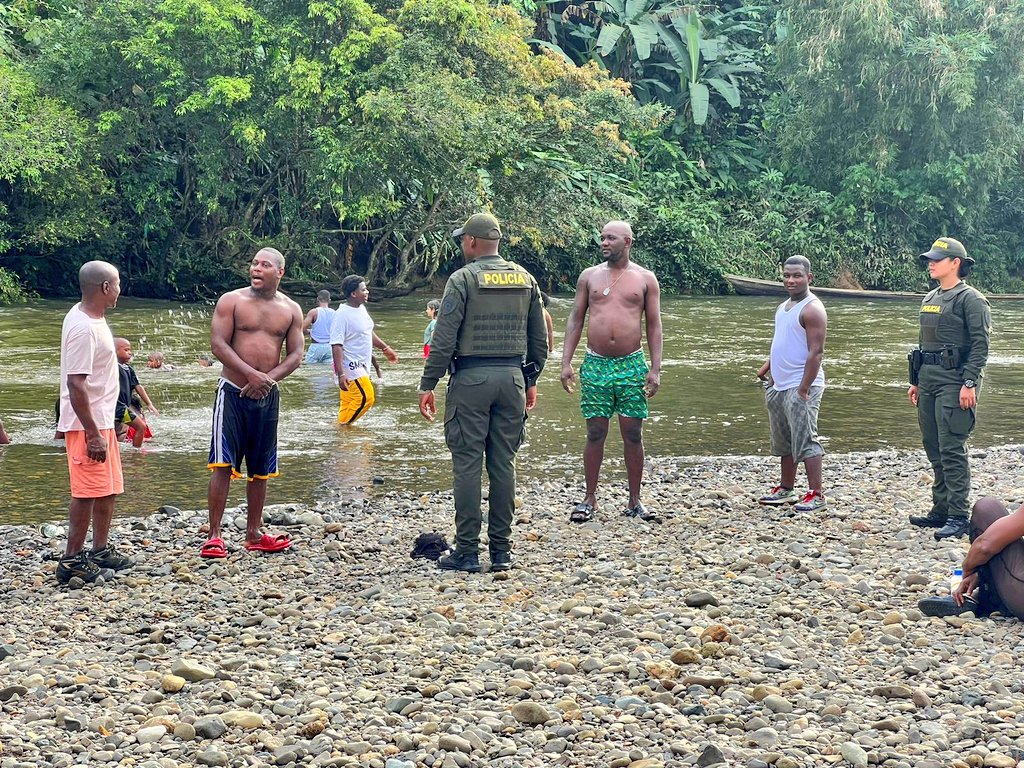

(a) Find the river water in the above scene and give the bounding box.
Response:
[1,294,1022,525]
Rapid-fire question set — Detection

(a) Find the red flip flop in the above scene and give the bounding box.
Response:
[200,537,227,559]
[244,533,292,553]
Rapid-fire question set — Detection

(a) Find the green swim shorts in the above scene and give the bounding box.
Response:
[580,349,649,420]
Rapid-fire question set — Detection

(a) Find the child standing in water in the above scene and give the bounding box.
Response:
[423,299,440,358]
[114,337,159,447]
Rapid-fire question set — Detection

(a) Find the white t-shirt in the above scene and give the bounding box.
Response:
[330,304,374,378]
[59,303,119,432]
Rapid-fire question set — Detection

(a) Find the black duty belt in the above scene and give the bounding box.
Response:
[453,355,523,371]
[918,347,971,367]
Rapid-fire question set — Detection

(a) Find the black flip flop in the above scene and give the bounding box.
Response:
[623,503,661,523]
[570,503,595,523]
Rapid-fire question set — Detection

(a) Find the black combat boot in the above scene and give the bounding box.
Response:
[437,550,481,573]
[909,511,947,528]
[489,549,513,572]
[934,517,970,541]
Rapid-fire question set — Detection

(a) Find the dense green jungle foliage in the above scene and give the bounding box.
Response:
[1,0,1022,300]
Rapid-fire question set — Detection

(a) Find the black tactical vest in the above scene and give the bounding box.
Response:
[918,283,973,351]
[456,258,534,357]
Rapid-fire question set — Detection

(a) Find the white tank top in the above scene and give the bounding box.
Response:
[769,293,825,391]
[310,305,336,343]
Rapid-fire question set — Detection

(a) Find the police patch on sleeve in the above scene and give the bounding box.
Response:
[477,270,529,289]
[441,296,459,316]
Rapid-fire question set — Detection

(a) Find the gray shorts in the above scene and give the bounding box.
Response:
[305,342,332,364]
[765,385,824,461]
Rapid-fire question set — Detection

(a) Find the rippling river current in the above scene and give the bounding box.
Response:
[2,294,1023,525]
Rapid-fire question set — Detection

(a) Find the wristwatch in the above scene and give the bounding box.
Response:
[963,379,977,389]
[417,388,433,396]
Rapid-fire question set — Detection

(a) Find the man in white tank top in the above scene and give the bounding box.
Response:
[755,256,828,512]
[303,290,336,364]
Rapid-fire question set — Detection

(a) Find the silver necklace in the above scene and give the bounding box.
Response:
[603,264,629,296]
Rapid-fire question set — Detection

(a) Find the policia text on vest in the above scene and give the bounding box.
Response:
[479,271,529,287]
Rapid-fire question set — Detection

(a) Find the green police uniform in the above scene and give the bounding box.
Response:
[420,255,548,557]
[916,281,991,522]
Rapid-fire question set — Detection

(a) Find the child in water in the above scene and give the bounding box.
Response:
[115,338,159,447]
[423,299,440,358]
[147,351,176,370]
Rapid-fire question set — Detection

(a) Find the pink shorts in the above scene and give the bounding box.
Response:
[65,429,124,499]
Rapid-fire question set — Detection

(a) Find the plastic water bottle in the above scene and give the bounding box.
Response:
[949,566,963,593]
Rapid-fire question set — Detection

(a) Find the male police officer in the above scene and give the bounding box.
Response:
[418,213,548,573]
[908,237,991,540]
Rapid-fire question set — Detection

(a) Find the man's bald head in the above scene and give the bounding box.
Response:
[79,260,119,293]
[600,220,634,264]
[255,247,285,269]
[603,220,634,240]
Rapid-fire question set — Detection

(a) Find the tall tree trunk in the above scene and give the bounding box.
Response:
[366,232,391,284]
[394,193,446,286]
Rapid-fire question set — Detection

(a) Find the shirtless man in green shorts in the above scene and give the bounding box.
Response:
[560,221,663,522]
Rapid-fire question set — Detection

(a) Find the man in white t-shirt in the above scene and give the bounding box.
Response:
[330,275,398,424]
[56,261,133,584]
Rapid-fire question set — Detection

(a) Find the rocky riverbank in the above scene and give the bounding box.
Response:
[3,446,1024,768]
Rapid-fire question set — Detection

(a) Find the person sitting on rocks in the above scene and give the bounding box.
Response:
[918,496,1024,618]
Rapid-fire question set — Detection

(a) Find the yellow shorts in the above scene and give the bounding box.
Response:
[338,376,375,424]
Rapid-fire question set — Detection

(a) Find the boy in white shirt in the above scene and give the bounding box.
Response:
[330,275,398,424]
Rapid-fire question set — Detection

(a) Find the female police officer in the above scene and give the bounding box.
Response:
[908,237,991,540]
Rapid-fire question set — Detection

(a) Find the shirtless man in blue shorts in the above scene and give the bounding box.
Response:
[560,221,663,523]
[200,247,304,558]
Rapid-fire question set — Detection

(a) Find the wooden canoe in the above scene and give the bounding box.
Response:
[724,274,1024,301]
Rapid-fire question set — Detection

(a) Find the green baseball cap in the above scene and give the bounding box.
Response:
[920,236,972,263]
[452,213,502,240]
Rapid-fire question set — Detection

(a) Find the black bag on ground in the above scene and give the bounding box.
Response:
[411,532,450,561]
